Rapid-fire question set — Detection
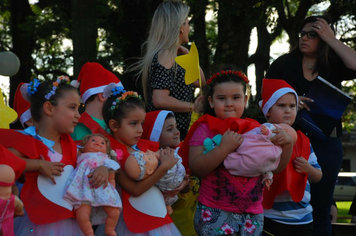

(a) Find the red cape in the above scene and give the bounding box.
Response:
[262,131,310,209]
[0,144,26,181]
[78,112,108,136]
[178,114,260,173]
[0,129,77,224]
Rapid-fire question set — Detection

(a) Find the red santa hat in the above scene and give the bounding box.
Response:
[13,82,31,128]
[76,62,123,103]
[142,110,174,142]
[260,78,298,117]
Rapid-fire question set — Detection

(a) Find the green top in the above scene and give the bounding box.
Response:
[70,116,107,141]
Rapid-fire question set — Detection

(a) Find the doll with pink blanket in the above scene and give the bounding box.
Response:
[204,123,297,189]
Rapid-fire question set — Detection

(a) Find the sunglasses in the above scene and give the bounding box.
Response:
[299,31,318,39]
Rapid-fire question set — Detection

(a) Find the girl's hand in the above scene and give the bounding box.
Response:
[270,126,292,147]
[298,95,313,111]
[193,95,204,113]
[294,157,312,174]
[158,147,178,171]
[88,165,109,189]
[164,174,190,197]
[219,130,243,155]
[38,155,64,184]
[177,45,189,55]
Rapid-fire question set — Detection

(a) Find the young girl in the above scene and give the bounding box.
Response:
[96,86,182,235]
[64,134,122,236]
[142,110,198,236]
[181,70,294,235]
[0,77,108,235]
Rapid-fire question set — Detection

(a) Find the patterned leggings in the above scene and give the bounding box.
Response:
[194,202,264,236]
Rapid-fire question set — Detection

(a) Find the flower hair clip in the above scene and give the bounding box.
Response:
[27,78,41,97]
[207,70,250,86]
[109,89,141,117]
[45,75,70,100]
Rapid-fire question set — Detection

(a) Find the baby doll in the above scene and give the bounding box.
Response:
[64,134,122,236]
[0,164,24,236]
[204,123,297,190]
[125,149,186,215]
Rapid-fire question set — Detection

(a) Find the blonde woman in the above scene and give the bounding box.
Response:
[129,0,205,140]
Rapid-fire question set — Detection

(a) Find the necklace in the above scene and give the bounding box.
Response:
[303,59,315,69]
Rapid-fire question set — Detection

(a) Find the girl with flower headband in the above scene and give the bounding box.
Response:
[0,77,109,235]
[94,86,182,235]
[178,68,293,235]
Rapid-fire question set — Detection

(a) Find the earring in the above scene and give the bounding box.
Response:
[180,30,184,33]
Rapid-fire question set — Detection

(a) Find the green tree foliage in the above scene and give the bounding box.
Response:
[1,0,356,129]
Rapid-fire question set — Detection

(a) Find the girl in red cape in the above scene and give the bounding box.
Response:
[0,77,108,236]
[95,86,181,236]
[260,79,322,236]
[184,69,293,236]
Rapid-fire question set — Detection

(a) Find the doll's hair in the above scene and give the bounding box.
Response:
[203,66,250,117]
[29,80,78,123]
[80,134,111,155]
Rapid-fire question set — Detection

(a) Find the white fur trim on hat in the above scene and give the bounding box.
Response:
[262,88,298,117]
[149,110,174,142]
[81,81,123,103]
[20,109,31,128]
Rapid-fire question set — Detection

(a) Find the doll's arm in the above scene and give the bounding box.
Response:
[262,172,273,190]
[116,148,178,197]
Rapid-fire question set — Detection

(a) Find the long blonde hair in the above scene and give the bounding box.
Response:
[128,0,189,105]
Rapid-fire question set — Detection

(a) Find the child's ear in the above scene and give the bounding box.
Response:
[43,101,53,116]
[97,93,105,102]
[109,119,119,133]
[208,96,214,108]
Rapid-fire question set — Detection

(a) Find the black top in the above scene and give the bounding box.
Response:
[147,53,195,138]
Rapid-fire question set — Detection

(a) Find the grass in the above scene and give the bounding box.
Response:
[336,201,352,223]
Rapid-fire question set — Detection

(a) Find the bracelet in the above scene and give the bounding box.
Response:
[38,160,42,171]
[189,102,193,113]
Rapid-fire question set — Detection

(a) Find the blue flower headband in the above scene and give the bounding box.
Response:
[27,78,41,97]
[26,76,71,100]
[108,86,142,117]
[45,76,70,100]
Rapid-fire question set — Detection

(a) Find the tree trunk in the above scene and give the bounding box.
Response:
[72,0,97,80]
[9,0,35,108]
[188,0,210,77]
[214,0,256,73]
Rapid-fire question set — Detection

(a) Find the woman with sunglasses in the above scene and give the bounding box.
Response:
[263,15,356,236]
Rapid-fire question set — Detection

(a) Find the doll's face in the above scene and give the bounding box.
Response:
[82,136,107,153]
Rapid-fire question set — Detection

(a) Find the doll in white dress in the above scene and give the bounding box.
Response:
[64,134,122,236]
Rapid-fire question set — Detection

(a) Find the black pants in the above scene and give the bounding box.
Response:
[309,137,343,236]
[263,217,313,236]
